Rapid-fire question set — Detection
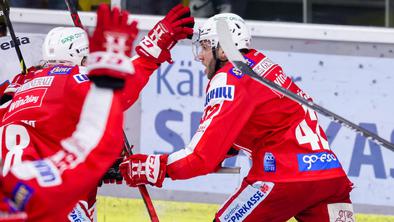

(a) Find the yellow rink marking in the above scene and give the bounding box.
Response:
[97,196,394,222]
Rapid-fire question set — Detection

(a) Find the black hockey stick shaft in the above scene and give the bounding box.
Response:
[123,132,160,222]
[0,0,27,74]
[216,20,394,152]
[64,0,83,28]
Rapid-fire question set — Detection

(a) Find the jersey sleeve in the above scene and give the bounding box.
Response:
[121,56,159,110]
[166,72,255,180]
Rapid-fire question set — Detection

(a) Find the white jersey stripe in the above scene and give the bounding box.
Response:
[61,85,114,166]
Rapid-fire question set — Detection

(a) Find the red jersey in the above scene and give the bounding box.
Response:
[0,57,157,169]
[0,56,158,221]
[167,49,346,182]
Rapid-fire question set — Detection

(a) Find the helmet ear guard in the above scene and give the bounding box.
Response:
[42,27,89,66]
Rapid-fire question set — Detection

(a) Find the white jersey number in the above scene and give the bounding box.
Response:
[295,100,329,150]
[0,124,30,176]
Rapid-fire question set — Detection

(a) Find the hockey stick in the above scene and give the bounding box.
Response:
[64,0,83,28]
[0,0,28,74]
[216,167,240,174]
[216,19,394,152]
[123,132,160,222]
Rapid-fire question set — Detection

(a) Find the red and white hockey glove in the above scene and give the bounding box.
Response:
[135,4,194,64]
[87,4,139,89]
[119,154,168,188]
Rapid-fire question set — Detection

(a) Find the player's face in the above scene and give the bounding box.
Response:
[197,40,216,79]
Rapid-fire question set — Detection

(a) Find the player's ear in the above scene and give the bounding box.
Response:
[217,46,227,61]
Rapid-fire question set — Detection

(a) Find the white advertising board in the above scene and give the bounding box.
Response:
[0,34,45,82]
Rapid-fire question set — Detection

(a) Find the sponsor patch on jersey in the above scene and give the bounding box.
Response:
[11,182,33,211]
[252,57,275,77]
[297,152,341,172]
[73,73,89,83]
[33,160,61,187]
[205,85,235,106]
[259,67,292,98]
[49,65,73,75]
[3,88,47,121]
[244,57,255,67]
[229,57,255,79]
[229,67,244,78]
[263,152,276,172]
[219,182,274,222]
[17,76,54,93]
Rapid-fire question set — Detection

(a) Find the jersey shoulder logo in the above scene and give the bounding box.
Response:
[49,66,73,75]
[229,67,244,78]
[228,57,255,79]
[73,74,89,84]
[253,57,275,76]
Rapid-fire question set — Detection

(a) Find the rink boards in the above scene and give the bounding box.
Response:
[1,8,393,214]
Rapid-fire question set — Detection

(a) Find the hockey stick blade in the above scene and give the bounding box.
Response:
[216,19,394,152]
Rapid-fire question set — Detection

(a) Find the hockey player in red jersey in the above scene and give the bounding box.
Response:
[0,3,194,222]
[120,13,355,222]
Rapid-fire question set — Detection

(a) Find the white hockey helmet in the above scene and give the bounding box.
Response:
[198,13,251,50]
[42,27,89,66]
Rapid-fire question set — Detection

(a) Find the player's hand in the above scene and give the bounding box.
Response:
[119,154,168,188]
[87,4,139,89]
[135,4,194,64]
[0,67,37,105]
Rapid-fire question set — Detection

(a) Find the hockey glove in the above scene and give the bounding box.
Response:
[87,4,139,89]
[98,157,123,186]
[119,154,168,188]
[0,67,36,105]
[135,4,194,64]
[0,81,11,105]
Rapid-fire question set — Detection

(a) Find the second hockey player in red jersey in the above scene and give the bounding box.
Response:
[120,13,355,222]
